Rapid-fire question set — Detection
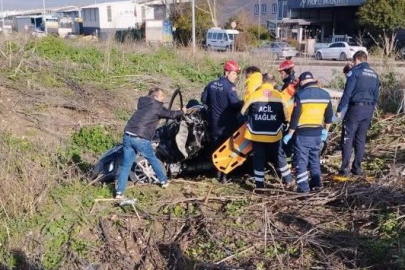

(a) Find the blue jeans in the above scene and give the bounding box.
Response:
[293,135,322,193]
[116,134,167,194]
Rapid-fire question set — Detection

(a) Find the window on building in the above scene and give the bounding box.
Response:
[107,6,112,22]
[254,4,259,15]
[278,0,288,19]
[272,4,277,14]
[261,4,267,14]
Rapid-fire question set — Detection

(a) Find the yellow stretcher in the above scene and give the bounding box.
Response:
[212,123,252,174]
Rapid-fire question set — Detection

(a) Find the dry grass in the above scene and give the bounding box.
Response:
[0,34,404,269]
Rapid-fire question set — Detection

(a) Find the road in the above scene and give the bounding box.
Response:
[217,51,405,87]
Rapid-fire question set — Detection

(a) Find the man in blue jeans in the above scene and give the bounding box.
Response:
[283,72,333,193]
[115,87,186,199]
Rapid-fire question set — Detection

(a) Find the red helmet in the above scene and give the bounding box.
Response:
[278,60,295,71]
[224,60,241,73]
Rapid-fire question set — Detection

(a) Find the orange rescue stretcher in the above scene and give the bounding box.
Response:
[212,123,252,174]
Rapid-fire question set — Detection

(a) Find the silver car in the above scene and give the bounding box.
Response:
[250,42,298,60]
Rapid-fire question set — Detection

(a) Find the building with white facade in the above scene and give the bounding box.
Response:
[81,1,154,38]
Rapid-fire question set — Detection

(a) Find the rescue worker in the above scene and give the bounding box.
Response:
[243,66,262,102]
[336,51,379,176]
[201,60,244,182]
[278,59,299,101]
[115,87,186,199]
[283,72,333,193]
[242,73,293,189]
[278,59,300,160]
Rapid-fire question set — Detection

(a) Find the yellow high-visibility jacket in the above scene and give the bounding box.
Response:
[241,83,289,143]
[243,72,263,102]
[280,79,299,121]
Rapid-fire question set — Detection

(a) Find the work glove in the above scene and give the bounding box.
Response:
[321,129,328,142]
[283,134,292,144]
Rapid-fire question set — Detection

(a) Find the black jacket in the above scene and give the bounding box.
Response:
[124,96,184,140]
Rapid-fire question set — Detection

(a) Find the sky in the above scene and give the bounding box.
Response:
[2,0,126,11]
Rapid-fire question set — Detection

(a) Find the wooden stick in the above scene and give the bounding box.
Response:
[215,246,255,264]
[204,186,214,205]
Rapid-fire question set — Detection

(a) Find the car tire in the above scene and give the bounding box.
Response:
[129,156,165,184]
[316,52,323,60]
[339,52,347,61]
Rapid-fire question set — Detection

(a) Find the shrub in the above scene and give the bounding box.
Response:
[71,125,117,155]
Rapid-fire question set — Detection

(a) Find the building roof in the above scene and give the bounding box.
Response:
[82,1,138,9]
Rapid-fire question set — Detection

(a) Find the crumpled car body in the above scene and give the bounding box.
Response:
[91,105,213,183]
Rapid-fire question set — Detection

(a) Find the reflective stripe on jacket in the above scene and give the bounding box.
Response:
[290,82,333,136]
[241,83,289,143]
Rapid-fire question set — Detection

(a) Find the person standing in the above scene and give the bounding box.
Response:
[201,60,244,182]
[278,59,300,160]
[278,59,299,101]
[242,74,293,189]
[115,87,186,199]
[336,51,379,176]
[283,72,333,193]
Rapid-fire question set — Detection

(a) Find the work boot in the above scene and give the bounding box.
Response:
[255,181,265,189]
[216,171,228,184]
[283,181,295,190]
[338,169,349,176]
[351,169,364,176]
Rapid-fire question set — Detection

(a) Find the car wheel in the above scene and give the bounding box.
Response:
[316,52,322,60]
[129,156,165,184]
[339,52,347,61]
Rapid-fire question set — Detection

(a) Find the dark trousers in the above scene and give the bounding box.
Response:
[340,104,374,174]
[252,141,292,187]
[293,135,322,193]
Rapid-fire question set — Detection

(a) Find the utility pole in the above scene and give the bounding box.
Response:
[191,0,196,53]
[258,0,261,41]
[0,0,4,29]
[42,0,47,33]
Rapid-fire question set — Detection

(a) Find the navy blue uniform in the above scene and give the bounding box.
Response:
[337,62,379,175]
[201,76,243,145]
[290,82,333,192]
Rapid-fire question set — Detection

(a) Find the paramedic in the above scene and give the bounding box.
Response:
[243,65,262,102]
[242,73,293,188]
[283,72,333,193]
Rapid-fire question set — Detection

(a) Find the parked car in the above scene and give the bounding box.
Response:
[250,42,298,60]
[315,42,367,61]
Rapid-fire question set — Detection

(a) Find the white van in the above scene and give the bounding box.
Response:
[206,28,239,51]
